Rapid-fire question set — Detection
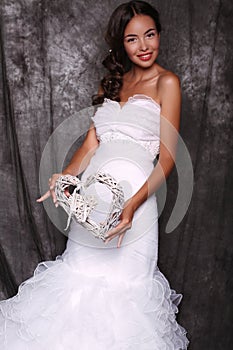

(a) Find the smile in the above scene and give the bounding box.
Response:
[137,53,153,61]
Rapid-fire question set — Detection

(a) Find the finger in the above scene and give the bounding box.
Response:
[49,175,60,188]
[105,228,127,243]
[105,230,123,242]
[64,189,71,197]
[49,177,56,189]
[36,190,51,202]
[105,229,127,244]
[104,231,119,244]
[105,222,130,239]
[51,190,58,206]
[117,233,125,248]
[105,222,125,238]
[49,181,56,190]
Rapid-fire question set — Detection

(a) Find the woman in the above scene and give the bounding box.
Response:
[0,1,190,348]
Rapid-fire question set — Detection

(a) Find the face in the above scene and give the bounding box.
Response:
[123,15,160,67]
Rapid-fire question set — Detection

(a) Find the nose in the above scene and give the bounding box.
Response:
[139,38,148,51]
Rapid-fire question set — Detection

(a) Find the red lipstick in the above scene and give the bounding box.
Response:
[137,53,153,61]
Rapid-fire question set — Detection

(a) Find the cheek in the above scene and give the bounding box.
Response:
[153,38,160,49]
[124,44,136,57]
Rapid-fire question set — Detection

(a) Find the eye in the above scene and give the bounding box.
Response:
[146,32,156,39]
[126,37,137,43]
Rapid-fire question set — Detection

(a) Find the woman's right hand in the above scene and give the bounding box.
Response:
[36,173,63,207]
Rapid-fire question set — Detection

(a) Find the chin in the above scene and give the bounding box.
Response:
[135,60,155,68]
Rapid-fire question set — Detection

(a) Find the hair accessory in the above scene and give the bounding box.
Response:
[55,172,125,241]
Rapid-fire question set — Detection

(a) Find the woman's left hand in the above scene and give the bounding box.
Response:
[104,198,136,248]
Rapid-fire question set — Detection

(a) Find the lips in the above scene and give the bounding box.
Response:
[137,52,153,61]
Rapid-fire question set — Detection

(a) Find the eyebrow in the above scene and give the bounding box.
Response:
[124,28,157,38]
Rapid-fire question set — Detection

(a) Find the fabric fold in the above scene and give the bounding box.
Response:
[0,256,189,349]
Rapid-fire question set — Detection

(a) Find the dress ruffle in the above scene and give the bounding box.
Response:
[0,256,189,349]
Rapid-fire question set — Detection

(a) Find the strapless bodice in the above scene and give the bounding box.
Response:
[91,94,161,159]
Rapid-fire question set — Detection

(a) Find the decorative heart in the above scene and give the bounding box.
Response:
[55,172,125,241]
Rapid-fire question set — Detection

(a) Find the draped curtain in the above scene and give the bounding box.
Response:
[0,1,232,349]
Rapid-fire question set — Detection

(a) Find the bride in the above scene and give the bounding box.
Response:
[0,1,190,349]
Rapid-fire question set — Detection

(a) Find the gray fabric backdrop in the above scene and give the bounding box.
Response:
[0,0,232,349]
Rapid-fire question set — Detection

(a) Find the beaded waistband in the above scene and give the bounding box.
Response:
[98,131,159,159]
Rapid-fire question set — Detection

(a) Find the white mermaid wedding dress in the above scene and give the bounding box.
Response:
[0,94,190,349]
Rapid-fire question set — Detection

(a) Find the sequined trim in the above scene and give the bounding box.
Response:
[98,131,159,158]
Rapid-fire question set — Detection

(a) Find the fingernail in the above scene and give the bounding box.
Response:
[50,186,53,190]
[55,203,58,208]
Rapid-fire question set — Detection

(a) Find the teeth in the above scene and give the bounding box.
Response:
[140,54,151,58]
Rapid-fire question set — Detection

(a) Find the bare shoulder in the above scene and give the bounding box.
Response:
[158,70,181,90]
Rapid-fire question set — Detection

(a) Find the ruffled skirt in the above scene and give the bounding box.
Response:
[0,235,189,349]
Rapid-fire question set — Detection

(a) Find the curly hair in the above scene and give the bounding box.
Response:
[92,0,161,106]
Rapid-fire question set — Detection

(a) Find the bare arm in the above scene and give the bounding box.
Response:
[104,72,182,247]
[37,102,100,203]
[37,85,103,203]
[62,122,99,176]
[130,73,182,210]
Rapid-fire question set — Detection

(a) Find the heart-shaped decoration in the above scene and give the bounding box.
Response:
[55,172,125,241]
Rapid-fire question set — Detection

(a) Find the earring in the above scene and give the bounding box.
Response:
[109,49,112,53]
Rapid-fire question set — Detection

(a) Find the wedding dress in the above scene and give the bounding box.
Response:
[0,94,190,349]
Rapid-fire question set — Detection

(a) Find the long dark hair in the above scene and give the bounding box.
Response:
[92,0,161,105]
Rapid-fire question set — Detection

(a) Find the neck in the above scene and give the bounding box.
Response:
[126,62,158,83]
